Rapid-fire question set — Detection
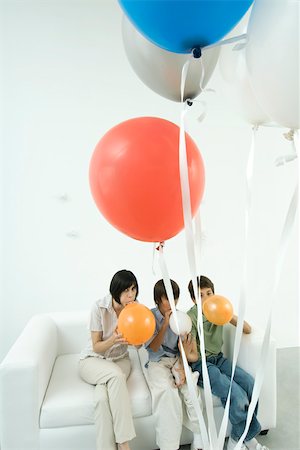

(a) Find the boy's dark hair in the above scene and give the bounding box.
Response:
[110,270,139,304]
[188,275,215,300]
[154,279,180,305]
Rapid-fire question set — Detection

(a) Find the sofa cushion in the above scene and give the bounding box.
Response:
[40,348,152,429]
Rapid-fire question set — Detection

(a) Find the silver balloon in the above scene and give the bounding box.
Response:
[122,16,220,102]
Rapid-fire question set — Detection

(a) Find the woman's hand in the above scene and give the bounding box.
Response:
[109,329,128,346]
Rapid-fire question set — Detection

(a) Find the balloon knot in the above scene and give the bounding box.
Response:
[283,129,295,141]
[156,241,165,251]
[192,47,202,59]
[186,99,193,107]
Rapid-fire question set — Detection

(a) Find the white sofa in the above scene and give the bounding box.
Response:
[0,311,277,450]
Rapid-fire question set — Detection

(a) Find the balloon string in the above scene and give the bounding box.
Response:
[157,243,209,450]
[199,56,205,93]
[180,59,190,103]
[205,33,247,50]
[233,132,298,450]
[235,188,298,449]
[151,243,157,275]
[194,207,205,272]
[180,61,218,449]
[217,125,258,450]
[275,129,298,166]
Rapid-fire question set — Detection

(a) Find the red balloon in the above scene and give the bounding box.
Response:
[117,303,156,345]
[89,117,205,242]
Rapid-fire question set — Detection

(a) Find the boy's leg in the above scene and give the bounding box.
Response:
[179,371,203,450]
[179,368,202,433]
[193,361,260,443]
[215,355,261,439]
[147,358,183,450]
[216,355,256,403]
[208,364,261,442]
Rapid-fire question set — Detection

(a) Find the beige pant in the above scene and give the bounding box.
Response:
[79,356,136,450]
[146,357,202,450]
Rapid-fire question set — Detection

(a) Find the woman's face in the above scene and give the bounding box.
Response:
[119,284,137,307]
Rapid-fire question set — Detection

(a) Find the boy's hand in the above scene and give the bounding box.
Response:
[171,360,186,387]
[162,310,172,328]
[180,333,193,353]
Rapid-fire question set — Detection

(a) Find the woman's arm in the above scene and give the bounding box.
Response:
[230,314,252,334]
[91,330,128,354]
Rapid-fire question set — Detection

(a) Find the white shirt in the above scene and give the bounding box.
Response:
[80,294,129,361]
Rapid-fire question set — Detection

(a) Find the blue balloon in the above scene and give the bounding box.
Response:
[118,0,253,54]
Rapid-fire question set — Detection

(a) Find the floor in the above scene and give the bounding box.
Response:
[180,347,300,450]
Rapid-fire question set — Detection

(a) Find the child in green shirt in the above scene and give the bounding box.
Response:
[187,276,269,450]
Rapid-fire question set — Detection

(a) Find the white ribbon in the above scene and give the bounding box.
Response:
[180,61,219,450]
[275,129,298,166]
[233,130,298,450]
[157,243,210,450]
[205,33,247,50]
[217,125,258,450]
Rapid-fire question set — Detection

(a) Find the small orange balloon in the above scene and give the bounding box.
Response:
[203,295,233,325]
[118,303,156,345]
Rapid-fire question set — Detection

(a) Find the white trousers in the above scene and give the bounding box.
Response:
[146,357,202,450]
[79,356,136,450]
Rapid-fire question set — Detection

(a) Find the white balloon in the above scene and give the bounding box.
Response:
[169,310,192,336]
[219,9,270,125]
[122,15,220,102]
[246,0,299,129]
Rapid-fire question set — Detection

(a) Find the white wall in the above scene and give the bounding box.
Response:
[0,0,298,361]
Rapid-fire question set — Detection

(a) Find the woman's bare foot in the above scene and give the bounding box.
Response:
[118,442,131,450]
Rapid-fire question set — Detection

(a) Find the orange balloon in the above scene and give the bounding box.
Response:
[203,295,233,326]
[89,117,205,242]
[117,303,156,345]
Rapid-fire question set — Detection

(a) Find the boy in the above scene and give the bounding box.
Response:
[145,279,203,450]
[187,275,269,450]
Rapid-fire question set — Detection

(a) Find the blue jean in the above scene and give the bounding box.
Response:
[191,352,261,442]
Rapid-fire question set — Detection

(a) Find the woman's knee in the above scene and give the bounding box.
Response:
[107,367,127,386]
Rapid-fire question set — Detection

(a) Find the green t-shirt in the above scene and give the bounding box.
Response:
[187,304,223,357]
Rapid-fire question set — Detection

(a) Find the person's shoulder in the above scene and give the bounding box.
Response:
[93,294,112,310]
[187,304,197,316]
[150,307,161,321]
[150,306,159,315]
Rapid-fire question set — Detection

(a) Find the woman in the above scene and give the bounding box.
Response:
[79,269,138,450]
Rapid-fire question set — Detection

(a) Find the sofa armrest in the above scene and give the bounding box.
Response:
[222,324,277,430]
[0,315,58,450]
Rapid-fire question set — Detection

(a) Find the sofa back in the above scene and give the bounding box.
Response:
[48,311,90,355]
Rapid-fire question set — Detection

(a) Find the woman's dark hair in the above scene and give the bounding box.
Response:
[188,275,215,300]
[154,279,180,305]
[109,270,139,304]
